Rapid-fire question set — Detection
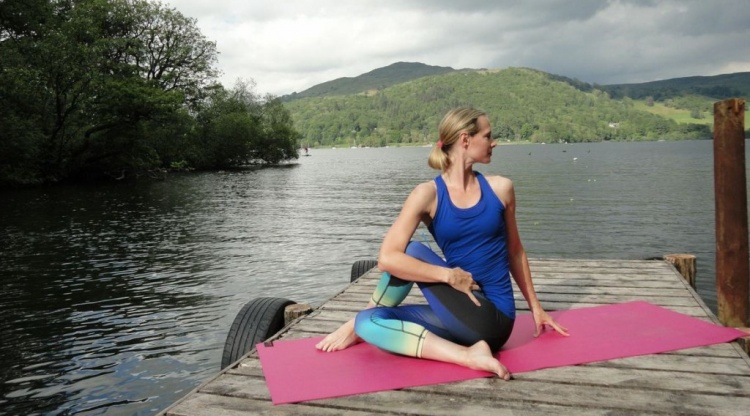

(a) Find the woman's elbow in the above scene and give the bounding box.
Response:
[377,247,402,273]
[377,255,393,273]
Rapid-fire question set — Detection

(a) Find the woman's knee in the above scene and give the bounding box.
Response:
[354,307,391,341]
[353,308,374,338]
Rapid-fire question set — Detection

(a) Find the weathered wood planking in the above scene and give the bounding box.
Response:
[161,259,750,415]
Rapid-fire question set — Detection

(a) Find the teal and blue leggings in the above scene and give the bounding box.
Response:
[353,241,514,358]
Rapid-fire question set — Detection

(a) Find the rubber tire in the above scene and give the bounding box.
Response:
[351,259,378,282]
[221,297,296,369]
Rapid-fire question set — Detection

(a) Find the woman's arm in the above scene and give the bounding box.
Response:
[492,176,569,337]
[378,182,480,305]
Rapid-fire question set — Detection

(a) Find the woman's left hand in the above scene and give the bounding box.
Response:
[532,308,569,337]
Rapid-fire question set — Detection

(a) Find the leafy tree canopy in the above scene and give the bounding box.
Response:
[0,0,300,188]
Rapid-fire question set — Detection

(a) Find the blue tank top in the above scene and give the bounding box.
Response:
[428,172,515,319]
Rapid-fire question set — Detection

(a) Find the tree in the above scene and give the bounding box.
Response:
[1,0,301,187]
[0,0,220,185]
[116,0,218,107]
[192,83,258,168]
[192,83,299,168]
[255,96,300,164]
[1,0,113,183]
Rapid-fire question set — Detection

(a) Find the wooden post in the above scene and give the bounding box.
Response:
[713,98,749,328]
[739,329,750,354]
[663,254,696,289]
[284,303,312,325]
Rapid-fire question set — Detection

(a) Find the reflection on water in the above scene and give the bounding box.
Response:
[0,140,738,415]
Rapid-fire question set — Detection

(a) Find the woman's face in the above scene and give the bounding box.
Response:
[467,116,496,164]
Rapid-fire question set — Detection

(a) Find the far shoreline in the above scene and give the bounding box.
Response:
[301,137,715,151]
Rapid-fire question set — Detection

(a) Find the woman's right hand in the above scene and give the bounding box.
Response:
[446,267,481,306]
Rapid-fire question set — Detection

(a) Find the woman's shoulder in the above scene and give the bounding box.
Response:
[411,180,438,198]
[482,174,515,206]
[401,180,438,214]
[483,174,514,190]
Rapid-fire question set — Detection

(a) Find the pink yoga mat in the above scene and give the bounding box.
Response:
[257,301,745,404]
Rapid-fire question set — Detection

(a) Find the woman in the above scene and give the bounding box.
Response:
[316,107,568,380]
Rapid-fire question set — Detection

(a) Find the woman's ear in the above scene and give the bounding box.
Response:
[460,131,470,147]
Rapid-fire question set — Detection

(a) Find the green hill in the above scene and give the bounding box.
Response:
[284,66,728,148]
[282,62,462,100]
[601,72,750,101]
[599,73,750,122]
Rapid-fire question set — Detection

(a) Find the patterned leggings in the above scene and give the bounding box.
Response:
[353,241,514,357]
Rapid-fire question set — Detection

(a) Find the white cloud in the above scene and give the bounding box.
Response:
[162,0,750,95]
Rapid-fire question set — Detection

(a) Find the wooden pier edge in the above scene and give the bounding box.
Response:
[156,274,365,416]
[662,253,696,289]
[661,254,750,358]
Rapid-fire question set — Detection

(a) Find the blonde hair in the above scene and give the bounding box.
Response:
[428,107,487,171]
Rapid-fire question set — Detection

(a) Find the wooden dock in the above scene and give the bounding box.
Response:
[161,258,750,415]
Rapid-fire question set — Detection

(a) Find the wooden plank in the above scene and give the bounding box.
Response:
[357,260,681,275]
[529,265,673,273]
[529,259,669,267]
[410,378,750,415]
[346,279,689,292]
[660,343,750,358]
[343,284,691,297]
[193,371,750,416]
[314,299,713,319]
[335,292,698,307]
[166,393,376,415]
[519,365,750,396]
[192,373,660,416]
[322,293,700,310]
[593,354,750,375]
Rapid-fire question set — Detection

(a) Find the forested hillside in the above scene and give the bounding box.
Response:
[601,72,750,101]
[285,67,715,148]
[282,62,461,100]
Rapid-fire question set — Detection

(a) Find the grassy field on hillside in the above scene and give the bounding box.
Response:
[633,100,713,125]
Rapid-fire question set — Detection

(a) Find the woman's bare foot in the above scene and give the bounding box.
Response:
[315,318,362,352]
[465,341,511,380]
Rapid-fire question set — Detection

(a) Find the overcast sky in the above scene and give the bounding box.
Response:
[162,0,750,96]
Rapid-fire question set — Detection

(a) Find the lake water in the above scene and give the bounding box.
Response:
[0,140,742,415]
